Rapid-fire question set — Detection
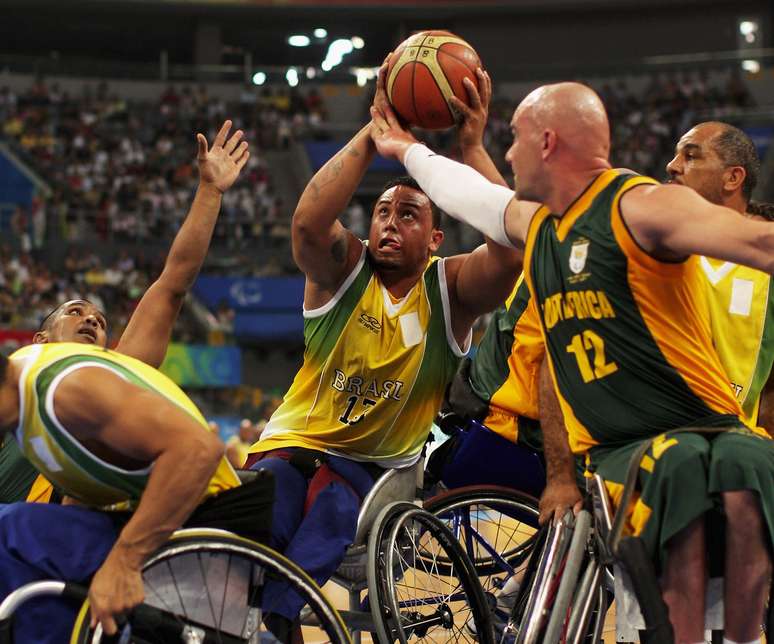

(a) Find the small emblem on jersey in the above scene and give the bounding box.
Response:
[569,239,590,274]
[358,313,381,334]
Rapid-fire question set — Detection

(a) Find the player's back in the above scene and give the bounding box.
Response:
[10,342,239,508]
[523,169,757,453]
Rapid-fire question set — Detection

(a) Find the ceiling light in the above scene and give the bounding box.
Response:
[288,35,310,47]
[741,59,760,74]
[314,28,327,39]
[351,36,365,50]
[252,71,266,86]
[306,67,317,79]
[286,68,299,86]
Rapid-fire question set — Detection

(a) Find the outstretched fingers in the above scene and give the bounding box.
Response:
[463,76,481,110]
[213,119,232,149]
[196,133,208,159]
[224,129,244,155]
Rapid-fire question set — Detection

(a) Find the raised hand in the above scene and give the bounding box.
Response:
[369,102,419,162]
[450,67,492,151]
[197,120,250,193]
[372,53,393,117]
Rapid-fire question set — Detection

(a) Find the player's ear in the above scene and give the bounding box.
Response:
[429,229,444,253]
[723,165,746,194]
[542,129,557,159]
[33,330,48,344]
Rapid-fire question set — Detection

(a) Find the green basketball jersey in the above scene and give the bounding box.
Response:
[523,170,750,454]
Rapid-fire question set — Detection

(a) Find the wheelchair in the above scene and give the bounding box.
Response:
[422,417,545,630]
[0,459,495,643]
[320,458,496,643]
[0,526,351,643]
[505,449,774,643]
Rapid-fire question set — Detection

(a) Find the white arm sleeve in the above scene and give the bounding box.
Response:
[403,143,516,248]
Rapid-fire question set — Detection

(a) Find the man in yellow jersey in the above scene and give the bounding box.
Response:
[371,78,774,643]
[667,121,773,434]
[0,343,255,643]
[0,119,250,504]
[241,61,521,628]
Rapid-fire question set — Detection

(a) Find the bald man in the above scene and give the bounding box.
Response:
[371,79,774,643]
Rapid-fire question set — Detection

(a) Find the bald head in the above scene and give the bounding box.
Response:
[518,82,611,160]
[505,82,612,207]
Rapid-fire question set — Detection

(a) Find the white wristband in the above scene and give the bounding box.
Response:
[403,143,515,248]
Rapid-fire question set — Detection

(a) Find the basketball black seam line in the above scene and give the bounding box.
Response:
[410,33,427,128]
[418,41,478,73]
[418,57,454,128]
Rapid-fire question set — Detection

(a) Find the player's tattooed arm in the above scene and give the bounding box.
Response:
[293,124,375,297]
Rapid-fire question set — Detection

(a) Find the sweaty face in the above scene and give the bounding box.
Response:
[36,300,108,346]
[666,125,727,205]
[367,185,440,272]
[505,107,543,202]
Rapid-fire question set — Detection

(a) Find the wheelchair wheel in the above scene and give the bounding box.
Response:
[424,486,541,618]
[366,501,494,644]
[70,528,350,644]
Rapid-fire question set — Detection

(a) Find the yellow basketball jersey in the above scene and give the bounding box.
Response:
[700,257,774,426]
[252,250,467,467]
[9,342,240,509]
[469,275,544,443]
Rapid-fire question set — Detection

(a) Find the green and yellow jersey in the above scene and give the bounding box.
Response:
[468,275,544,444]
[9,342,240,509]
[252,248,468,467]
[700,257,774,427]
[523,169,762,455]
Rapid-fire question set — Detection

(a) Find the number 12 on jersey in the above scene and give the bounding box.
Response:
[566,330,618,383]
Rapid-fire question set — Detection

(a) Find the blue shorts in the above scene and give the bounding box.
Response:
[249,450,378,619]
[0,503,119,643]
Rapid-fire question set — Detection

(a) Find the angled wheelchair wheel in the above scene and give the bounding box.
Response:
[367,502,494,644]
[424,486,540,578]
[70,528,350,644]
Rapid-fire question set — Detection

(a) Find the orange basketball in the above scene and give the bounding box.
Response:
[386,30,481,130]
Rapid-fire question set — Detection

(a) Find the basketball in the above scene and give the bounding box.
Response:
[386,30,481,130]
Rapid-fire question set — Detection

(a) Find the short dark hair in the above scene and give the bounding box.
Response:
[378,176,442,229]
[748,201,774,221]
[38,299,94,332]
[707,123,760,200]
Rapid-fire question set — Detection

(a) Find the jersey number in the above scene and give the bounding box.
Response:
[339,396,377,425]
[566,330,618,383]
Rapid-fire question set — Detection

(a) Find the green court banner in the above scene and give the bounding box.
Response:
[160,344,241,387]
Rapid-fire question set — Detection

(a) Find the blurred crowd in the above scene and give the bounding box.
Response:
[482,69,755,185]
[1,80,327,253]
[0,244,206,341]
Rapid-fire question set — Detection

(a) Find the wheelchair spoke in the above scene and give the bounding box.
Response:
[196,552,225,644]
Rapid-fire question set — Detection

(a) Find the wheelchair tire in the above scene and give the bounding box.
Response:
[69,528,350,644]
[366,501,494,644]
[424,485,540,576]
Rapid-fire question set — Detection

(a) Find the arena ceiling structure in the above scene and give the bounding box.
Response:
[2,0,772,84]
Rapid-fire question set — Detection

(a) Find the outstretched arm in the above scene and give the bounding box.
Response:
[620,183,774,273]
[54,367,224,635]
[117,121,249,367]
[538,357,582,525]
[370,100,540,250]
